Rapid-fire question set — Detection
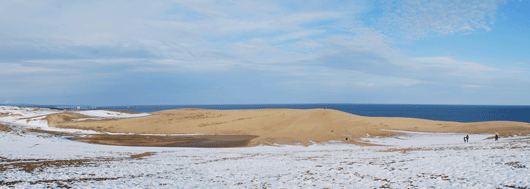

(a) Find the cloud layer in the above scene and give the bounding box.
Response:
[1,0,528,105]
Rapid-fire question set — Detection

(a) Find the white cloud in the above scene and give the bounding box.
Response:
[351,82,376,87]
[459,26,475,32]
[271,30,326,43]
[415,57,499,71]
[459,84,484,88]
[414,57,456,64]
[378,0,503,39]
[291,40,324,51]
[0,63,67,74]
[312,33,506,86]
[315,81,374,87]
[23,58,149,65]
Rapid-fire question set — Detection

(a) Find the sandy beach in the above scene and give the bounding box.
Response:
[47,108,530,146]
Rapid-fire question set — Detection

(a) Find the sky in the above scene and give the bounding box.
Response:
[1,0,529,106]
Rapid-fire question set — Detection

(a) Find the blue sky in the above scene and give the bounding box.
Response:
[1,0,529,106]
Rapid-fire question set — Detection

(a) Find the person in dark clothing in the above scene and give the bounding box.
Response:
[464,136,466,143]
[466,135,469,143]
[495,134,499,141]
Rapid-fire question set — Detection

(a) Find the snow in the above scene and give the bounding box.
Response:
[1,130,529,188]
[1,105,530,188]
[361,130,495,147]
[75,110,149,119]
[0,106,149,134]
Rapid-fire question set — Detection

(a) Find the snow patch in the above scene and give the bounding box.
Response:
[76,110,149,119]
[362,130,496,147]
[0,106,149,134]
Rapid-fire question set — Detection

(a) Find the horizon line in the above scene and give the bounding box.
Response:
[2,103,530,107]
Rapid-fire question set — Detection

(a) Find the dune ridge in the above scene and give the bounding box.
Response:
[47,108,530,146]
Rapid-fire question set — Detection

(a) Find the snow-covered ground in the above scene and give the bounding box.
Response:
[0,106,61,130]
[361,130,494,147]
[0,106,149,134]
[1,106,529,188]
[1,129,529,188]
[74,110,150,121]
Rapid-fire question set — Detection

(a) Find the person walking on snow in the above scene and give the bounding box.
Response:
[495,133,499,141]
[466,135,469,143]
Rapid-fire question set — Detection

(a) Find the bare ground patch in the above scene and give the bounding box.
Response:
[0,124,14,132]
[0,158,102,173]
[3,123,258,148]
[71,134,258,148]
[0,177,123,188]
[107,110,143,114]
[130,152,157,159]
[0,152,164,188]
[504,161,526,169]
[0,113,22,117]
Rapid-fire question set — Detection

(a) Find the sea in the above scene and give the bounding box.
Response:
[7,103,529,124]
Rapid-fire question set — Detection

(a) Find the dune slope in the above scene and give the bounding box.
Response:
[49,108,530,146]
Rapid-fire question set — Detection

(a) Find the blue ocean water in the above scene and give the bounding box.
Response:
[4,103,529,123]
[62,104,530,124]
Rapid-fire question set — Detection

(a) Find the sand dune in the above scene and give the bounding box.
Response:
[48,108,530,146]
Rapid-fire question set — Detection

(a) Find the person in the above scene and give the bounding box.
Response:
[464,136,466,143]
[495,134,499,141]
[466,135,469,143]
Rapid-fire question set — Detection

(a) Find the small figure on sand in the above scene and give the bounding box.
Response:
[495,133,499,141]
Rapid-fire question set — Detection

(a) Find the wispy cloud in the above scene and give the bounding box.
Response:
[0,63,69,74]
[377,0,502,39]
[415,57,499,72]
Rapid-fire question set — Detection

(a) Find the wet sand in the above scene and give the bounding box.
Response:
[1,124,256,148]
[46,108,530,147]
[70,134,257,148]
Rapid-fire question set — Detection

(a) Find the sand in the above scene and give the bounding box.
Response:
[45,113,92,125]
[2,123,256,148]
[71,134,257,148]
[0,113,22,117]
[45,108,530,146]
